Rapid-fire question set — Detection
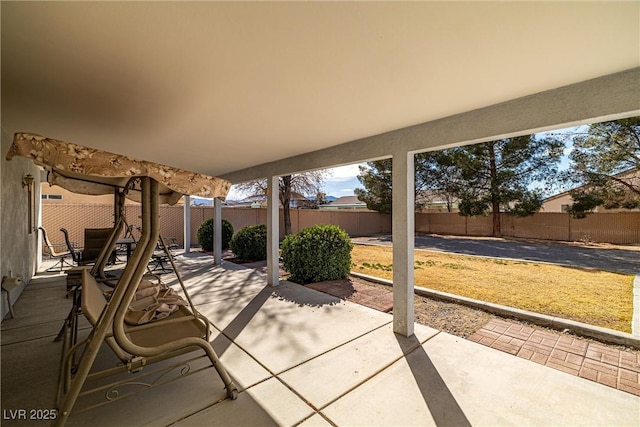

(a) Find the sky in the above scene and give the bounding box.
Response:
[226,163,366,200]
[318,164,365,198]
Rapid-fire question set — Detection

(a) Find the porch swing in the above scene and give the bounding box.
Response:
[7,133,238,426]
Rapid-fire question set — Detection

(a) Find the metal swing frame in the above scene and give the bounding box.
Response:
[54,177,237,426]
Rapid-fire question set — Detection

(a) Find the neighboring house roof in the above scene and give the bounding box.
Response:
[228,191,315,208]
[241,191,310,202]
[415,190,458,206]
[329,196,366,206]
[541,168,640,213]
[319,195,370,210]
[543,168,640,202]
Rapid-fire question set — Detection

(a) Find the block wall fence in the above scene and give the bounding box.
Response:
[42,205,640,250]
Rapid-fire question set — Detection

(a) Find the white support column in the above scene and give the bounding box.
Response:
[183,196,191,253]
[213,197,222,265]
[266,175,280,286]
[392,150,415,337]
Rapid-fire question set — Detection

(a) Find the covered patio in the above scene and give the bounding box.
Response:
[2,2,640,425]
[3,252,638,426]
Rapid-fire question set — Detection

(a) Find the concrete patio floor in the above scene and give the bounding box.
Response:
[2,252,639,426]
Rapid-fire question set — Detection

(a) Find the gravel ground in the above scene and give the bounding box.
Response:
[350,275,638,353]
[350,275,495,338]
[413,295,495,338]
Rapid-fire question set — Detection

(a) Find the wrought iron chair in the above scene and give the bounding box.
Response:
[147,237,174,274]
[39,227,74,272]
[60,228,83,265]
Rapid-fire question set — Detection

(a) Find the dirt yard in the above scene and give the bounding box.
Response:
[348,275,495,338]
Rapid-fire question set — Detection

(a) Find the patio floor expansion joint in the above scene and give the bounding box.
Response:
[275,320,393,377]
[313,330,443,413]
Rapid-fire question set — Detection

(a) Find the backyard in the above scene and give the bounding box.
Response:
[350,244,635,332]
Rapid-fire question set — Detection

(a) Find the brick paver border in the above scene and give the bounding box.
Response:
[299,279,640,396]
[306,280,394,313]
[469,318,640,396]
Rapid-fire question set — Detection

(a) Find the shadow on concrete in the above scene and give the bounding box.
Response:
[211,285,273,358]
[395,333,471,427]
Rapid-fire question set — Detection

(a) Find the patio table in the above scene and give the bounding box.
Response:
[116,238,135,261]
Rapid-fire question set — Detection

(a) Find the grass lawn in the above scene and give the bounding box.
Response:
[351,244,635,332]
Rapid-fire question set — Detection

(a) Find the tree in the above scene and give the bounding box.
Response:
[235,171,328,236]
[442,136,563,236]
[356,135,563,237]
[354,155,435,214]
[415,151,464,212]
[565,118,640,218]
[354,160,393,214]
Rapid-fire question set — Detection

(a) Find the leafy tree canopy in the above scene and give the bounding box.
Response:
[566,117,640,218]
[355,135,563,236]
[354,155,437,215]
[441,135,563,236]
[355,159,393,214]
[235,171,328,235]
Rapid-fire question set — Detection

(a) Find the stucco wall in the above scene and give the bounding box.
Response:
[543,193,640,213]
[1,129,41,320]
[41,183,139,205]
[542,195,572,212]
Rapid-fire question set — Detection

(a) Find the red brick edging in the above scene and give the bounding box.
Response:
[469,318,640,396]
[303,279,640,397]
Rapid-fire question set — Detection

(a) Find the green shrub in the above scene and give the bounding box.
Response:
[196,218,234,252]
[229,224,267,261]
[281,224,353,284]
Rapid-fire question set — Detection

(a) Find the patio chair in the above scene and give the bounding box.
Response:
[81,227,115,266]
[164,236,180,253]
[147,237,174,274]
[124,224,141,241]
[60,228,83,265]
[39,227,74,272]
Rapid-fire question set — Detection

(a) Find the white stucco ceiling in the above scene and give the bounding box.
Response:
[2,2,639,180]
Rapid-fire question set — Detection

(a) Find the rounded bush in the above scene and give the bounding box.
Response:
[281,224,353,284]
[196,218,234,252]
[229,224,267,261]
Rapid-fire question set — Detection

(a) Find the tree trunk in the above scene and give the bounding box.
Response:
[488,142,501,237]
[281,175,292,236]
[491,202,501,237]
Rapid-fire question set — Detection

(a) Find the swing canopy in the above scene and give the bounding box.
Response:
[6,132,231,204]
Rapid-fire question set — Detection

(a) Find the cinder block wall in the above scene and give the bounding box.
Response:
[42,206,640,254]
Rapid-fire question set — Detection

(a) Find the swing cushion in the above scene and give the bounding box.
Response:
[81,270,208,361]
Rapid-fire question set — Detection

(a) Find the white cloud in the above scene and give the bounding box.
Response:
[226,185,249,200]
[324,163,365,179]
[225,163,367,200]
[322,176,361,197]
